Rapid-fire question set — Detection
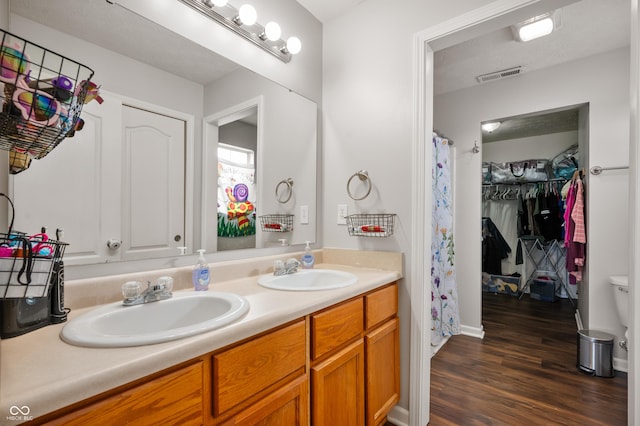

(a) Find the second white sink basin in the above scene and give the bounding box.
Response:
[258,269,357,291]
[60,291,249,348]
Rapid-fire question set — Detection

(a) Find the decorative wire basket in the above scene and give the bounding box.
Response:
[0,29,94,171]
[0,232,68,299]
[258,214,294,233]
[346,214,396,237]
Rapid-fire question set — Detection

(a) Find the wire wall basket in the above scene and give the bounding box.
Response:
[258,214,294,233]
[346,214,396,237]
[0,29,95,173]
[0,232,68,299]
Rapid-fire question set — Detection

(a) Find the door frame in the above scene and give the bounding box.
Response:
[408,0,633,425]
[201,96,264,252]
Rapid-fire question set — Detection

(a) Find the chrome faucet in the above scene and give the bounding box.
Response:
[121,277,173,306]
[273,258,300,276]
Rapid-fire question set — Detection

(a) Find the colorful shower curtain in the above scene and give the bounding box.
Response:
[431,133,460,348]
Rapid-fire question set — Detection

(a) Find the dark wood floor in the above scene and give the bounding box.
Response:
[428,292,628,425]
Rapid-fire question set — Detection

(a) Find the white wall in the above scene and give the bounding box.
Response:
[435,47,630,361]
[322,0,497,413]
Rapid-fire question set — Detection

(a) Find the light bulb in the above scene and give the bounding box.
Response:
[286,36,302,55]
[518,17,553,42]
[238,4,257,26]
[264,22,282,41]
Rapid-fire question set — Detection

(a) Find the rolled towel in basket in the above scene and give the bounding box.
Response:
[264,223,290,231]
[361,225,384,233]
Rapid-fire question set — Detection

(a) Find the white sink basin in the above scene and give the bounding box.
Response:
[60,291,249,348]
[257,269,357,291]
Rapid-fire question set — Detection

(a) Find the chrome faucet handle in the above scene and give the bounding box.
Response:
[273,260,285,275]
[285,258,300,273]
[285,258,300,268]
[122,281,142,299]
[156,276,174,293]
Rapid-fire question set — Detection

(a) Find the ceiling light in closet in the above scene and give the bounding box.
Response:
[511,10,561,42]
[482,122,501,133]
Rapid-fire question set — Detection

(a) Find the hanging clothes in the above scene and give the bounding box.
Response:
[564,173,586,283]
[431,133,460,348]
[482,217,511,275]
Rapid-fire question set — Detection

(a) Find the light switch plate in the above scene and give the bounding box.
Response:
[300,205,309,224]
[337,204,347,225]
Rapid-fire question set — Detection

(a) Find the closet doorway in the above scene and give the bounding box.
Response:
[481,105,586,316]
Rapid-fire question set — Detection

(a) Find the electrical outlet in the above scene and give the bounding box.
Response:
[337,204,348,225]
[300,205,309,224]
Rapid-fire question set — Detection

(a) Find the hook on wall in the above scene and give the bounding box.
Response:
[472,141,480,154]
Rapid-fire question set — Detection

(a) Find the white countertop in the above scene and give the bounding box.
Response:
[0,263,400,422]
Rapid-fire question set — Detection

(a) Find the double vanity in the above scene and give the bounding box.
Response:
[1,249,402,425]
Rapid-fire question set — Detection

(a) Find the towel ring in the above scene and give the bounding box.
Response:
[275,178,294,203]
[347,170,372,201]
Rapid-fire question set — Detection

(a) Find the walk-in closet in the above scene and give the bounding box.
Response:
[481,105,587,307]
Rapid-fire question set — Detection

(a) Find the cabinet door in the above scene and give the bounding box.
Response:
[230,375,308,426]
[366,317,400,426]
[121,105,185,261]
[311,339,364,426]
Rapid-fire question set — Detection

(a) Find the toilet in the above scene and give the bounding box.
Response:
[609,275,629,350]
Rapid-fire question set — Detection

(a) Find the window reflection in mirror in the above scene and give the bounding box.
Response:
[217,111,258,251]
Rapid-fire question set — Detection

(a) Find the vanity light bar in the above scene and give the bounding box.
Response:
[178,0,298,63]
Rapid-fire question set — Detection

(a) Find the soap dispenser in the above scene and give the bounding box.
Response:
[301,241,315,269]
[192,249,210,291]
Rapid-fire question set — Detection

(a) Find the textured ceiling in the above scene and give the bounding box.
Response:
[10,0,631,142]
[433,0,630,96]
[482,108,580,144]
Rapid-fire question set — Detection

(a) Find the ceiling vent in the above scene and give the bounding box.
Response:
[475,66,524,84]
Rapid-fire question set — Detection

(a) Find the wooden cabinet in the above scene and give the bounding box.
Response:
[33,282,399,426]
[213,320,307,421]
[310,282,399,426]
[366,317,400,426]
[310,298,363,360]
[229,375,309,426]
[311,340,365,425]
[34,360,206,426]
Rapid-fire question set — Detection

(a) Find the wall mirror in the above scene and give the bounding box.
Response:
[5,0,317,277]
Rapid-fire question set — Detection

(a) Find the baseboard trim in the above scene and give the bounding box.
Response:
[431,336,449,356]
[460,324,485,339]
[387,405,409,426]
[614,357,629,373]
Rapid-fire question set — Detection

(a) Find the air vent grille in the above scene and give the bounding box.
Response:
[476,66,523,83]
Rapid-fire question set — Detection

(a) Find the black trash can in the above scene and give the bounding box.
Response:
[577,329,615,377]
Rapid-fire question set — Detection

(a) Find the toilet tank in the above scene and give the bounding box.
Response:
[609,275,629,327]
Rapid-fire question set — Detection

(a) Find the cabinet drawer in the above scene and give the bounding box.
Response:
[214,320,306,415]
[311,297,363,360]
[47,360,205,426]
[365,283,398,330]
